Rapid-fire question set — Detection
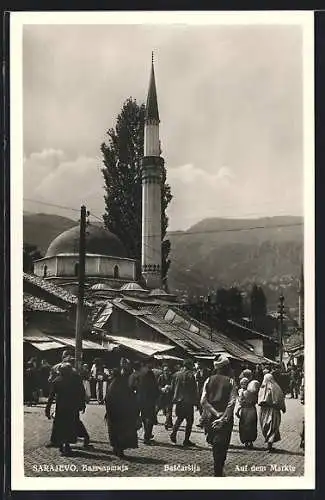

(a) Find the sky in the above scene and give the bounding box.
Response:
[23,22,304,231]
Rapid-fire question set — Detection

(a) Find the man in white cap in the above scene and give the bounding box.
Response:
[200,354,237,476]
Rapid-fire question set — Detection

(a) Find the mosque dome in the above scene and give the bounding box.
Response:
[46,224,127,258]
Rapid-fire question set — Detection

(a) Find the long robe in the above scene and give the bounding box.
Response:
[238,389,258,444]
[258,375,286,444]
[137,369,160,421]
[105,375,139,452]
[47,372,86,445]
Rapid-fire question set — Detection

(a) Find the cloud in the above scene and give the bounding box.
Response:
[23,24,304,227]
[24,149,105,218]
[166,163,302,231]
[167,163,242,230]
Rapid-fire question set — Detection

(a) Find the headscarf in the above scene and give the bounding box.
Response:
[258,373,285,410]
[239,377,249,389]
[240,368,253,380]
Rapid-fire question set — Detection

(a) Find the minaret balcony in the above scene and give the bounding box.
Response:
[142,156,164,168]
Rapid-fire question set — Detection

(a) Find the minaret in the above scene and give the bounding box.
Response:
[141,53,164,289]
[298,262,304,330]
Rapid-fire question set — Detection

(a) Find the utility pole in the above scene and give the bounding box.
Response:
[278,294,285,364]
[75,205,87,372]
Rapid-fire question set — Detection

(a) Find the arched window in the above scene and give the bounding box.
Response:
[113,265,119,279]
[43,265,47,278]
[74,262,79,277]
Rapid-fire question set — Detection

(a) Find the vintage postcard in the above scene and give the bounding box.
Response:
[10,10,315,490]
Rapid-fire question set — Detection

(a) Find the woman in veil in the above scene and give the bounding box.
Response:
[258,373,286,452]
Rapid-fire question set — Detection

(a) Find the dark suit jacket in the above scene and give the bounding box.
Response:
[171,369,198,405]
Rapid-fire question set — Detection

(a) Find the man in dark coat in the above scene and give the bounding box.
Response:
[201,354,237,476]
[45,362,86,456]
[170,359,198,447]
[137,359,160,444]
[24,359,39,405]
[157,365,174,430]
[105,368,139,458]
[46,355,91,449]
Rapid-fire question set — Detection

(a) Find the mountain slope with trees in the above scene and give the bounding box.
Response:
[23,213,303,307]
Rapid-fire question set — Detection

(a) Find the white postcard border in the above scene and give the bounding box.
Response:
[10,10,315,491]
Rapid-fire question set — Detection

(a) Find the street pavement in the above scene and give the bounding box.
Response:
[24,396,304,477]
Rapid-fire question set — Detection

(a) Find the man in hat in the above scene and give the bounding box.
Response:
[170,359,198,447]
[201,354,237,476]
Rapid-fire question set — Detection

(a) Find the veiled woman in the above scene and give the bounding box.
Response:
[236,377,258,449]
[105,368,139,458]
[258,373,286,452]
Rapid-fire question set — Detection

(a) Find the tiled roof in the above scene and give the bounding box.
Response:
[112,300,268,364]
[23,273,93,308]
[23,293,66,313]
[226,320,279,343]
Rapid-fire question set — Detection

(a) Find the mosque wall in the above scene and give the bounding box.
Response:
[33,255,136,280]
[33,257,57,278]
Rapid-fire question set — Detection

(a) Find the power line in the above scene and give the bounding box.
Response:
[24,198,303,290]
[24,198,82,214]
[24,198,303,237]
[88,211,208,287]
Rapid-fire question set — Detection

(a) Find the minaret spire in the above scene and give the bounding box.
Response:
[141,55,164,289]
[145,52,160,123]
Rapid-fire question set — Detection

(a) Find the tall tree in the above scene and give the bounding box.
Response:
[101,98,172,282]
[216,287,243,319]
[250,284,267,319]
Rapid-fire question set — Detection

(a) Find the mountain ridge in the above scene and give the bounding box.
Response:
[23,212,303,307]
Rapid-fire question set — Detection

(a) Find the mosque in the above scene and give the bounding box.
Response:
[33,56,166,295]
[25,57,280,365]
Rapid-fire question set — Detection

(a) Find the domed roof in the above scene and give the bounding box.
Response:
[46,224,126,258]
[120,282,149,293]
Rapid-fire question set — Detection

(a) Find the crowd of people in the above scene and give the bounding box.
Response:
[24,351,304,476]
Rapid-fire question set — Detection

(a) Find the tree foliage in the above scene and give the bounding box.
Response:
[23,243,43,272]
[215,287,243,319]
[101,98,172,282]
[250,284,267,319]
[186,287,244,324]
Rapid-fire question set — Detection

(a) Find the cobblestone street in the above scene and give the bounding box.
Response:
[24,396,304,477]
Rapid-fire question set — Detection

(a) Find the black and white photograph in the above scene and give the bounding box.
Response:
[10,11,314,490]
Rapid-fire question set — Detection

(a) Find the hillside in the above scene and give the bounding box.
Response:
[167,216,303,308]
[23,212,303,307]
[23,213,76,255]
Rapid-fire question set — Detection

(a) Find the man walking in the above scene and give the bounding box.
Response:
[170,359,198,447]
[45,362,86,456]
[137,359,160,445]
[201,354,237,476]
[157,365,174,430]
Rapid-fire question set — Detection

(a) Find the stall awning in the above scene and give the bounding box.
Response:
[106,335,175,356]
[154,354,183,361]
[48,336,107,350]
[28,341,66,351]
